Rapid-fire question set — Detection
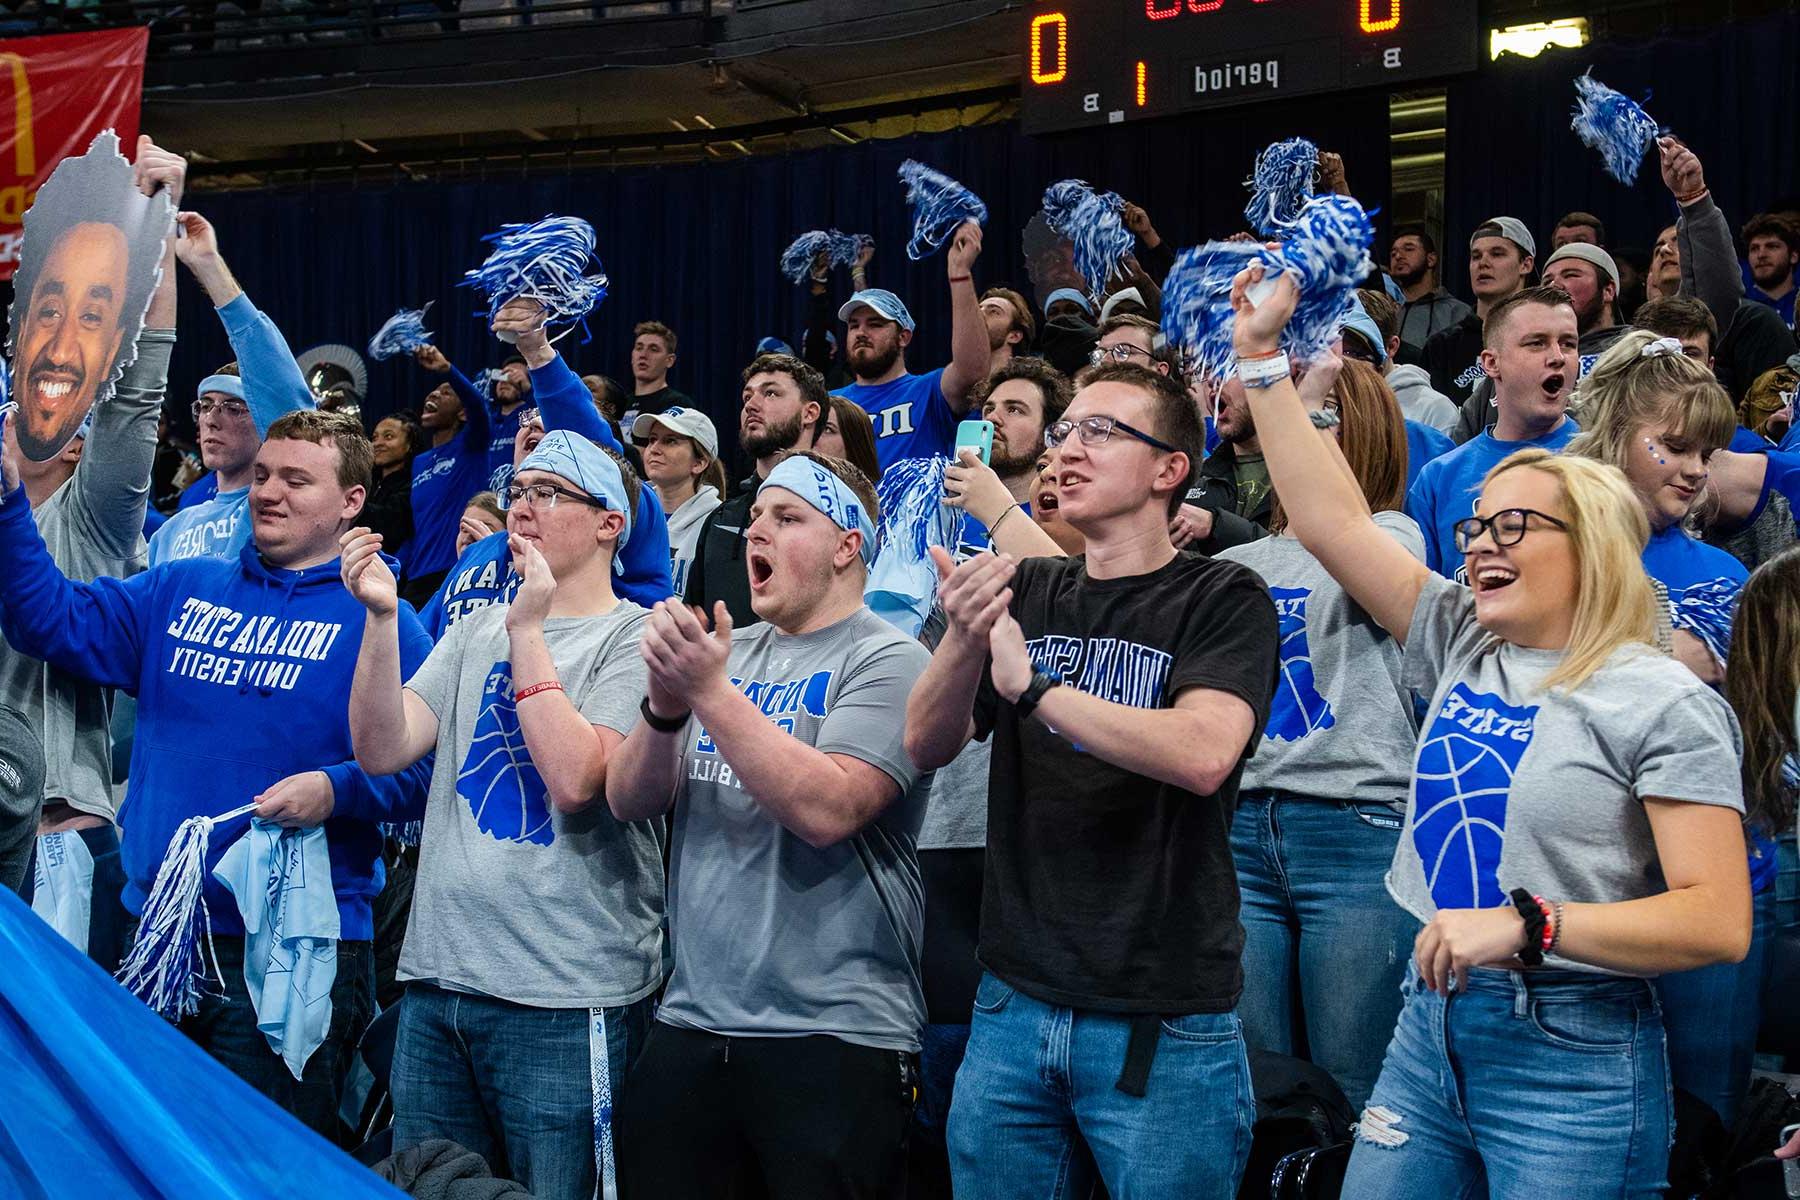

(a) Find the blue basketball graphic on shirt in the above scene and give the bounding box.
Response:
[1266,587,1334,742]
[1411,683,1537,909]
[457,660,554,846]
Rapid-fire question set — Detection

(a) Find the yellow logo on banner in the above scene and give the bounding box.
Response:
[0,53,36,229]
[0,53,34,178]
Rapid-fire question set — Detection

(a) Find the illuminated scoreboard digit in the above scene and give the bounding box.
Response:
[1022,0,1480,133]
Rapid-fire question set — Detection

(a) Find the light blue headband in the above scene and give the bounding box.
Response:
[196,374,245,402]
[760,455,877,566]
[517,430,633,550]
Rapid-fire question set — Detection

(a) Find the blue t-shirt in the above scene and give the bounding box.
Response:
[487,402,527,491]
[177,472,219,510]
[1748,286,1797,328]
[1642,524,1748,667]
[1406,419,1580,578]
[404,438,492,582]
[1404,420,1455,490]
[836,368,959,474]
[148,487,252,567]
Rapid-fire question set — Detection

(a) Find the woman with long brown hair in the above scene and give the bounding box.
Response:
[1215,357,1423,1111]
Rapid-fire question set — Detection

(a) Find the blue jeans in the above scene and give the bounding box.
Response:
[391,982,654,1200]
[1657,880,1776,1127]
[1340,965,1672,1200]
[947,972,1253,1199]
[1231,792,1417,1110]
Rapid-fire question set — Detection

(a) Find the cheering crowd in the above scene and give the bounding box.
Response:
[3,117,1800,1200]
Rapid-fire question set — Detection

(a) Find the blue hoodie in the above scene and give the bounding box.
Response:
[1407,419,1580,577]
[0,487,432,939]
[417,353,673,638]
[148,293,316,567]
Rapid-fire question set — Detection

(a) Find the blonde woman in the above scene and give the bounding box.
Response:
[1568,331,1744,685]
[1230,263,1749,1199]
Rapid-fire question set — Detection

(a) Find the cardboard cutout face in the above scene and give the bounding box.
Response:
[6,130,171,461]
[1022,211,1087,312]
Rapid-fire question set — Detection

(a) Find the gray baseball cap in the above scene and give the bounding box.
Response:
[1471,216,1537,260]
[1543,242,1620,288]
[632,405,720,458]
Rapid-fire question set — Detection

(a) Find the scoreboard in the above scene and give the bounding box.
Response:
[1021,0,1480,133]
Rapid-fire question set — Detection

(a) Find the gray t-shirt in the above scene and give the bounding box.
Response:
[1218,510,1425,806]
[918,738,989,850]
[657,607,933,1052]
[1387,574,1744,974]
[398,602,664,1008]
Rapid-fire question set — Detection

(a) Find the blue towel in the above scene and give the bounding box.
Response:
[30,830,94,952]
[214,821,340,1081]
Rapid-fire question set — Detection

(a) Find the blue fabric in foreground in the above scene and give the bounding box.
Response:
[0,885,405,1198]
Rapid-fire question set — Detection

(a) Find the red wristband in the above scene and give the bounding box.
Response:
[1534,894,1555,953]
[949,274,972,283]
[1238,348,1283,362]
[515,681,564,702]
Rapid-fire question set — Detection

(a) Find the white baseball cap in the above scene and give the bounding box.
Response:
[632,406,719,458]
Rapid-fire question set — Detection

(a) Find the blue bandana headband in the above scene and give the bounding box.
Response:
[517,430,633,550]
[760,455,877,566]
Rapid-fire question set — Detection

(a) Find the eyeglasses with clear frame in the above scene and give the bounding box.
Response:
[504,482,604,511]
[1044,415,1177,453]
[193,397,251,421]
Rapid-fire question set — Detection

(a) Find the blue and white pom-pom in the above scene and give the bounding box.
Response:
[1571,71,1664,186]
[865,456,967,638]
[779,229,868,285]
[1163,193,1375,381]
[897,161,988,261]
[1243,137,1318,236]
[461,215,609,342]
[115,801,258,1020]
[1041,179,1135,301]
[367,302,434,361]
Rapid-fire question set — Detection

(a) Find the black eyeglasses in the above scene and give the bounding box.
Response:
[1452,508,1570,553]
[1044,415,1177,453]
[505,482,604,511]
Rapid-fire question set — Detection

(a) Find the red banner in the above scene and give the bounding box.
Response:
[0,27,147,280]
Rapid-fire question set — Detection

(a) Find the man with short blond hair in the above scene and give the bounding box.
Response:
[622,319,691,430]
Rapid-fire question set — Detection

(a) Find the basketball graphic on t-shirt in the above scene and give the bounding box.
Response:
[1411,683,1538,909]
[1266,587,1334,742]
[456,660,554,846]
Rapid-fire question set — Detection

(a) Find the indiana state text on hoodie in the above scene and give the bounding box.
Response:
[0,487,432,939]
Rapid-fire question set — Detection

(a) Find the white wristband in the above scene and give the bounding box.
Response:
[1238,352,1291,390]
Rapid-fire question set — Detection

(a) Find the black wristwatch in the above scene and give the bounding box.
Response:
[1014,670,1063,722]
[639,695,691,733]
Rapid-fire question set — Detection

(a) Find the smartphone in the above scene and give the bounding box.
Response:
[955,419,994,466]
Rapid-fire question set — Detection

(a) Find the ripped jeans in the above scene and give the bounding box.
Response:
[1339,964,1671,1200]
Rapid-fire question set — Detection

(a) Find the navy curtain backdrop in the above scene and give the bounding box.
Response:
[167,90,1391,469]
[162,10,1800,467]
[1443,11,1800,296]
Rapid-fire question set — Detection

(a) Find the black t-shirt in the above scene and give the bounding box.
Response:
[973,551,1278,1014]
[622,384,692,431]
